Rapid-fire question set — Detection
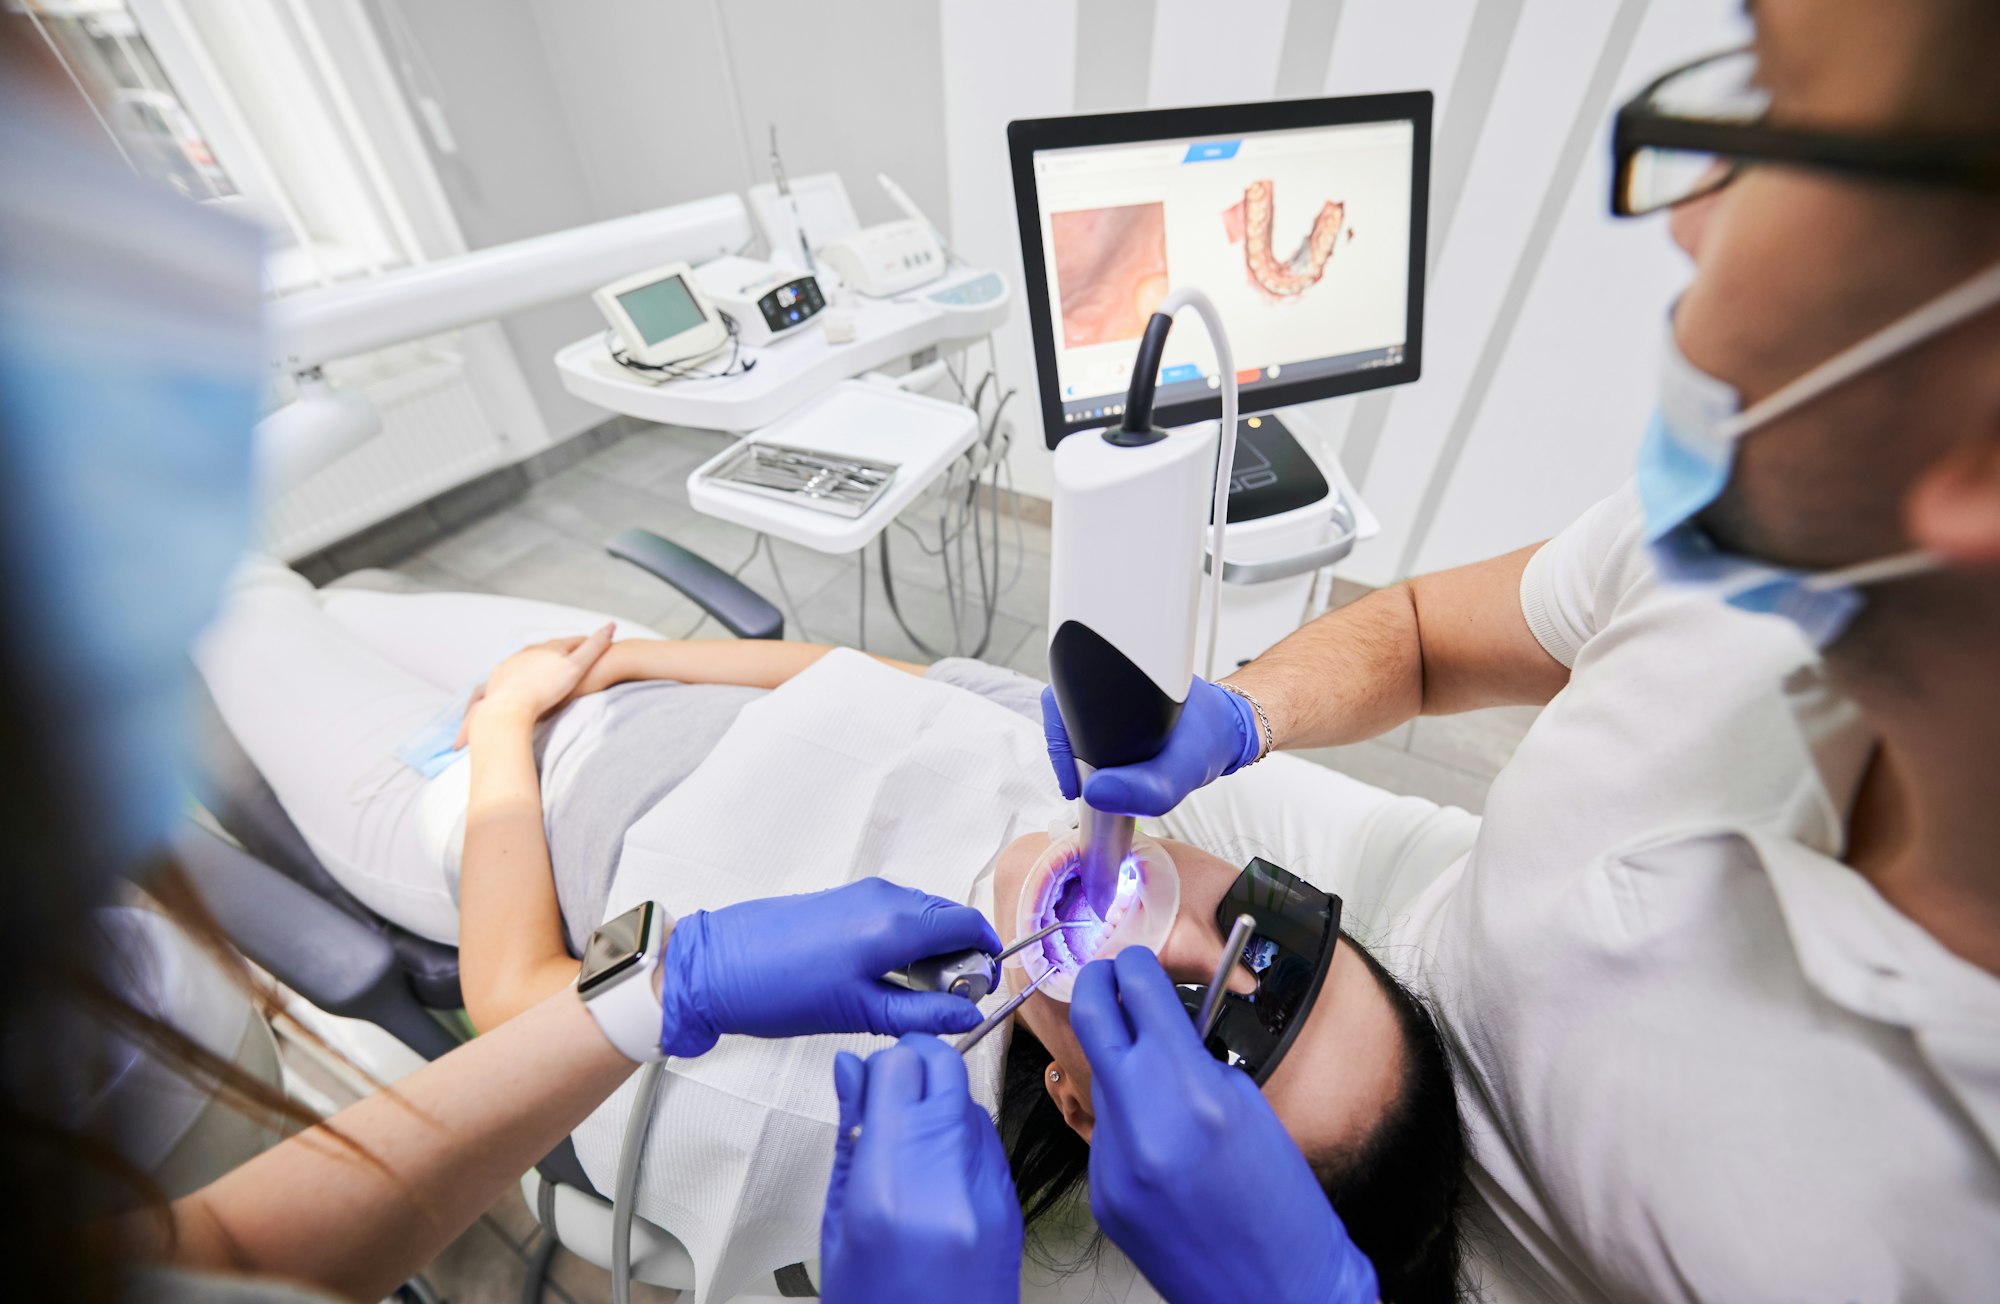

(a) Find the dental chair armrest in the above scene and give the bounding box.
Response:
[169,824,461,1060]
[605,528,784,640]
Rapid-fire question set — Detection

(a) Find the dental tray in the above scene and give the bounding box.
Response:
[702,441,900,518]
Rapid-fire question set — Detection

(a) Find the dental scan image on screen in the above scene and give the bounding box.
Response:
[1032,120,1413,429]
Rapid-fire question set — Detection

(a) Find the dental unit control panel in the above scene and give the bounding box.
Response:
[556,179,1008,435]
[590,260,731,371]
[694,255,825,346]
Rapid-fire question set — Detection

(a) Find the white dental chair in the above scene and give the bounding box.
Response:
[179,530,820,1301]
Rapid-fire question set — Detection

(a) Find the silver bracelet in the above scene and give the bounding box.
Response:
[1217,681,1274,767]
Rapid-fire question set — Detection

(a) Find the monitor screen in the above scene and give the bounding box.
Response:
[1010,93,1430,447]
[617,274,706,345]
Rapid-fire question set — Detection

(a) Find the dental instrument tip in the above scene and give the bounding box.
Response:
[993,916,1091,965]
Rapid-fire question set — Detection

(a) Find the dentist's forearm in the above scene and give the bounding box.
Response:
[1225,544,1566,751]
[1224,586,1424,750]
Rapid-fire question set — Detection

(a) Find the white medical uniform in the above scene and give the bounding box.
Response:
[1164,484,2000,1302]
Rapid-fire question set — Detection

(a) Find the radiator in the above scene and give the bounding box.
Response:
[261,346,510,560]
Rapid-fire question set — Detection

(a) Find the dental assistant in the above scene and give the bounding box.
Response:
[0,31,999,1302]
[1032,2,2000,1301]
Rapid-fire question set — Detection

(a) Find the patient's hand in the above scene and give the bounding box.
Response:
[455,624,615,748]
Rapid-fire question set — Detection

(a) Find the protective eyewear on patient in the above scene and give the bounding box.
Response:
[1611,47,2000,217]
[1176,858,1340,1085]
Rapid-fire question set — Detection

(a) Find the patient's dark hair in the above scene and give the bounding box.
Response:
[999,933,1468,1303]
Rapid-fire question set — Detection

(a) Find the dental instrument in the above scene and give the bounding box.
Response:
[957,961,1058,1056]
[1192,913,1256,1045]
[877,170,954,265]
[1192,912,1256,1048]
[1047,286,1240,916]
[769,125,817,274]
[884,917,1089,1000]
[996,916,1091,965]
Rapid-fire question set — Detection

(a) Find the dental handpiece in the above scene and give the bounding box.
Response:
[882,918,1089,1001]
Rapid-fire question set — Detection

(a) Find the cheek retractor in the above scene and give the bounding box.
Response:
[1009,832,1180,1002]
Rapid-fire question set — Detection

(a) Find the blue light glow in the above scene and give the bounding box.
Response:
[1029,851,1143,977]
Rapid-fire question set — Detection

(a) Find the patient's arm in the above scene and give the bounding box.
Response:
[577,639,922,695]
[458,638,921,1030]
[458,631,615,1032]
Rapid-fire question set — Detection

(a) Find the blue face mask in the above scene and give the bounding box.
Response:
[1635,263,2000,649]
[394,688,476,779]
[0,88,266,879]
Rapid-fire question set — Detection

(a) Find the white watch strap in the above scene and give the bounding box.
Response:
[583,906,671,1063]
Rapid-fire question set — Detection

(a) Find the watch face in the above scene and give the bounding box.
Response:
[579,901,654,997]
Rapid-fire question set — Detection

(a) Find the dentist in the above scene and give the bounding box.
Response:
[1027,1,2000,1300]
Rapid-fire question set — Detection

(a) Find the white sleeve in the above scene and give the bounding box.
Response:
[1518,481,1648,668]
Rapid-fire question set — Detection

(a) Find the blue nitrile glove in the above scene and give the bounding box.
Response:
[1041,677,1260,817]
[656,878,1002,1058]
[1069,949,1378,1304]
[821,1033,1022,1304]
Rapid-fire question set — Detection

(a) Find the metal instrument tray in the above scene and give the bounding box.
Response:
[701,441,900,519]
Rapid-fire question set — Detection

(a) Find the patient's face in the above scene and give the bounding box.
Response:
[993,832,1404,1161]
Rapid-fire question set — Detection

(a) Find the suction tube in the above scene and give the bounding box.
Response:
[1047,288,1238,916]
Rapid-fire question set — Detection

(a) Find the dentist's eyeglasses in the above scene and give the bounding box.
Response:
[1612,47,2000,217]
[1176,859,1340,1085]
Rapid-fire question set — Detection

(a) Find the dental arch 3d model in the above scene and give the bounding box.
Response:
[1223,179,1347,299]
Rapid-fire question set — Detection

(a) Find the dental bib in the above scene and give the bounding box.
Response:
[571,649,1060,1304]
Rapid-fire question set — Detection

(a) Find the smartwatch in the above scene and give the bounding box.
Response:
[577,901,672,1063]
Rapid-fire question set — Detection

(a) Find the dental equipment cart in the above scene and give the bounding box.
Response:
[552,180,1012,648]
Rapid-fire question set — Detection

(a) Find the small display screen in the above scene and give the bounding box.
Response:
[616,275,707,345]
[578,903,650,994]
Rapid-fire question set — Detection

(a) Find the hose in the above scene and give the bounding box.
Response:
[610,1062,666,1304]
[1146,287,1239,680]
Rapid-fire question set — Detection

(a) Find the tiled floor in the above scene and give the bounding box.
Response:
[334,421,1538,1300]
[381,424,1051,674]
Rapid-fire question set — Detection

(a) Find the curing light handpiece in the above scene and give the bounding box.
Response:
[1046,288,1241,916]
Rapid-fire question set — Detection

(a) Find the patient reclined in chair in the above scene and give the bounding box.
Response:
[192,561,1057,1302]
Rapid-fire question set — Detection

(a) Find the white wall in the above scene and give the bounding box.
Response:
[1410,1,1740,573]
[939,0,1079,502]
[363,0,607,442]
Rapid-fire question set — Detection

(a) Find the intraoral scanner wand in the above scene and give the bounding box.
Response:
[1048,287,1239,916]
